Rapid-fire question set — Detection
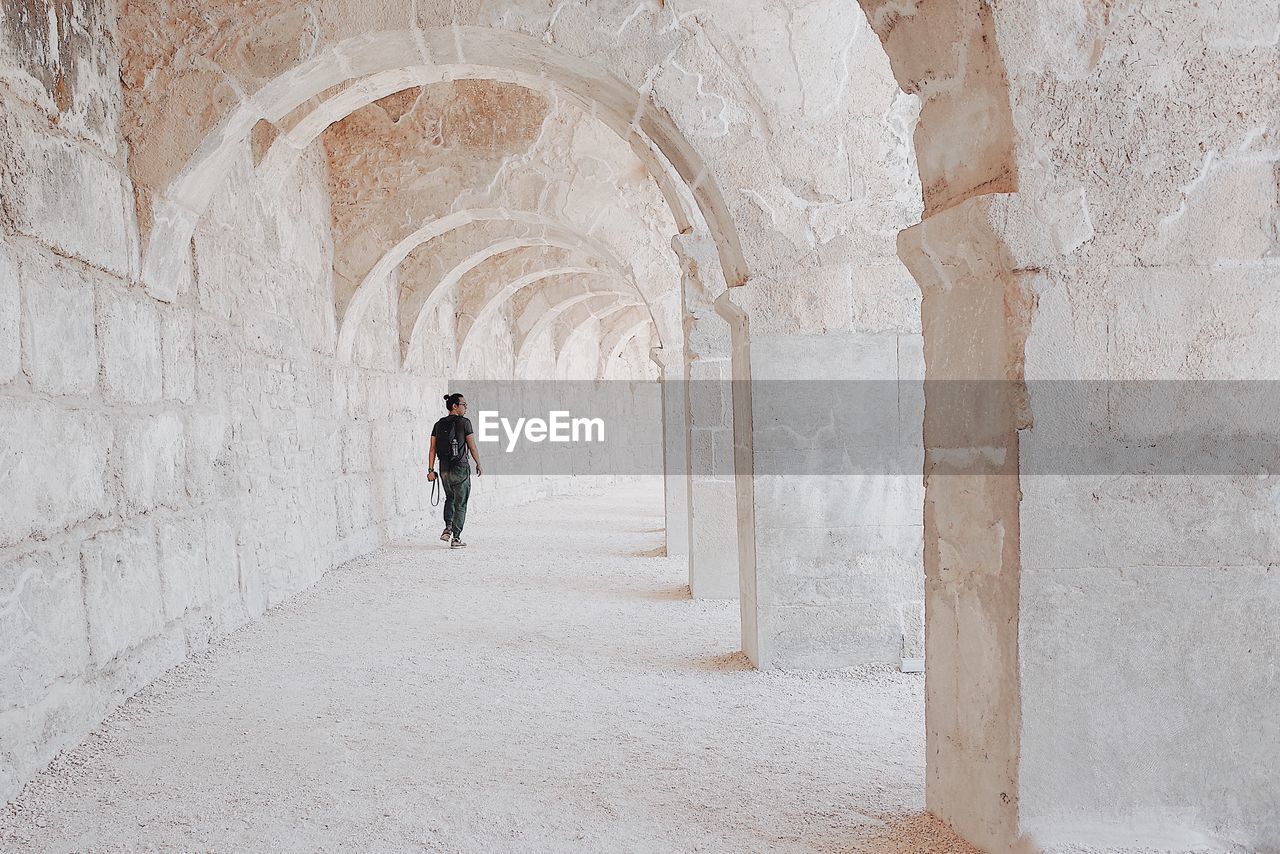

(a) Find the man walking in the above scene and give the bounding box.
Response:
[427,393,483,549]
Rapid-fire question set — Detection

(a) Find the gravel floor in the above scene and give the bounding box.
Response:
[1,481,976,853]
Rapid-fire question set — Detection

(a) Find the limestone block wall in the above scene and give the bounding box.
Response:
[0,8,438,803]
[193,147,437,571]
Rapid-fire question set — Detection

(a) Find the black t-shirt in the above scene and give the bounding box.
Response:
[432,415,474,471]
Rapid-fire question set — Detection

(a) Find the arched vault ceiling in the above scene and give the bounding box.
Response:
[320,83,680,321]
[397,240,605,356]
[389,215,660,356]
[546,302,651,380]
[513,291,640,379]
[125,24,746,301]
[448,248,610,347]
[339,209,680,366]
[124,6,921,302]
[511,277,640,357]
[554,300,643,358]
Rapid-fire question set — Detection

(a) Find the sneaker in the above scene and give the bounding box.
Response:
[440,527,452,542]
[450,538,467,549]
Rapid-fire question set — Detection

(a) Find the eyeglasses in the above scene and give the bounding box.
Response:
[457,402,468,407]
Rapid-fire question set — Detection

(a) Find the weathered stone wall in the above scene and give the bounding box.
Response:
[0,5,439,803]
[1002,2,1280,848]
[865,0,1280,848]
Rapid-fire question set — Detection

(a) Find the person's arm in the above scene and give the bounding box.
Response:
[427,434,438,481]
[465,433,482,476]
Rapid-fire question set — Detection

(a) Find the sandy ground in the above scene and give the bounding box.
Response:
[1,481,977,853]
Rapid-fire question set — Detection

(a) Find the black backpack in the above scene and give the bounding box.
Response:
[438,416,466,468]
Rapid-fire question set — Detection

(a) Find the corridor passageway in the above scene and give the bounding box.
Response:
[4,1,1278,848]
[0,483,964,852]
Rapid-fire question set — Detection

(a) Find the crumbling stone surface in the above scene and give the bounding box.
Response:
[0,0,121,153]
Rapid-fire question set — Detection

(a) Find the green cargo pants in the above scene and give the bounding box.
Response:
[441,465,471,538]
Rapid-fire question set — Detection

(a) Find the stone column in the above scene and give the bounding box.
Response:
[717,262,925,670]
[650,346,689,559]
[673,232,739,599]
[896,196,1031,849]
[899,187,1280,852]
[857,2,1280,847]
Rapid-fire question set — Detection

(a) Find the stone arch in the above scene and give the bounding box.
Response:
[339,209,673,365]
[513,282,642,368]
[855,2,1017,215]
[254,74,689,259]
[137,27,747,305]
[402,244,598,363]
[394,221,615,356]
[553,300,635,359]
[457,266,641,357]
[455,268,655,381]
[550,300,649,379]
[515,293,643,381]
[555,300,645,361]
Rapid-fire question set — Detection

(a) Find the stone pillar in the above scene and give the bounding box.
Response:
[650,346,689,559]
[896,196,1030,849]
[901,189,1280,852]
[718,264,925,670]
[858,2,1280,848]
[673,232,739,599]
